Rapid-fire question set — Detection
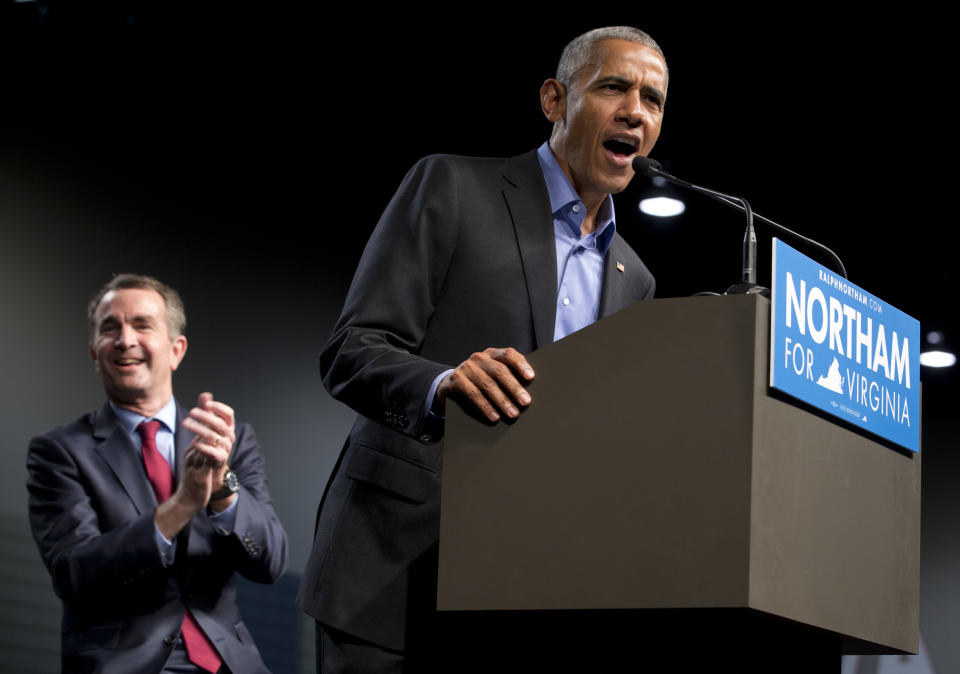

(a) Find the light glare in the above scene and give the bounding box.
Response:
[639,197,685,217]
[920,350,956,368]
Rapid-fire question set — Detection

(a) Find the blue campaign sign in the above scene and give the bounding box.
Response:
[770,239,920,452]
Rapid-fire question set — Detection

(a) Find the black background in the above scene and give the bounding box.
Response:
[4,5,952,410]
[1,4,955,669]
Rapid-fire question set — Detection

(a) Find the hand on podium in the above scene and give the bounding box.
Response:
[434,347,535,422]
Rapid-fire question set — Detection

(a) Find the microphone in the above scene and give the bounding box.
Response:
[634,156,759,289]
[632,156,848,282]
[631,156,664,175]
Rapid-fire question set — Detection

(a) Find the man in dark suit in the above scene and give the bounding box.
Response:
[298,26,667,671]
[27,274,288,673]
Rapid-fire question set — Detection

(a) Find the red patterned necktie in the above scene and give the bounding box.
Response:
[138,420,171,501]
[137,420,223,673]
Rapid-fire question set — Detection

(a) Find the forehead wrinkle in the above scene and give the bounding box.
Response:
[586,73,666,108]
[591,43,667,91]
[96,298,164,328]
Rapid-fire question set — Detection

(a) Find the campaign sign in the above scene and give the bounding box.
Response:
[770,238,920,453]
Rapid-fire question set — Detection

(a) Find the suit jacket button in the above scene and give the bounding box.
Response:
[163,634,176,646]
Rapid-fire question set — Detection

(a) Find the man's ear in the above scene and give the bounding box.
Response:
[540,78,566,124]
[170,335,188,372]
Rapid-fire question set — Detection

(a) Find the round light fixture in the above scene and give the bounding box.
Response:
[639,197,685,217]
[920,350,956,368]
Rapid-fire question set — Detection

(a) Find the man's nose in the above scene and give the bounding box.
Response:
[617,91,646,127]
[115,323,136,348]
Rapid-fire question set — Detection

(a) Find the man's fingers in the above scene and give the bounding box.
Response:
[491,347,535,382]
[189,446,229,468]
[474,350,532,410]
[185,394,237,455]
[201,398,236,427]
[195,394,236,428]
[441,348,535,421]
[182,417,232,464]
[183,414,228,443]
[183,446,222,471]
[187,408,232,440]
[448,370,502,422]
[483,349,534,406]
[473,366,521,419]
[186,439,229,464]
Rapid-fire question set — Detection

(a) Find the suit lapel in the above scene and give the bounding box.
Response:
[173,404,196,562]
[92,403,157,515]
[502,150,557,350]
[599,235,629,318]
[174,404,194,483]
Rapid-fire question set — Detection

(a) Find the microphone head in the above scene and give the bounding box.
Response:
[632,155,663,175]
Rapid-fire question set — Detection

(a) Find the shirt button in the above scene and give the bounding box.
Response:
[562,298,570,306]
[572,204,580,213]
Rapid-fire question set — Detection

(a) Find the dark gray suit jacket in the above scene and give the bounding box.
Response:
[27,402,288,674]
[297,149,655,650]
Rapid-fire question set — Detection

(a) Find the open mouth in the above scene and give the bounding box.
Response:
[115,358,144,366]
[603,138,638,158]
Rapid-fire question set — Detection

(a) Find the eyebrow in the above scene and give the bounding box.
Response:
[641,84,666,106]
[98,314,157,329]
[595,76,632,89]
[594,76,665,106]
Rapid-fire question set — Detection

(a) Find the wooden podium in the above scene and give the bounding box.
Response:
[437,294,919,669]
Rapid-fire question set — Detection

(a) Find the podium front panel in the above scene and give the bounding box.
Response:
[437,295,920,654]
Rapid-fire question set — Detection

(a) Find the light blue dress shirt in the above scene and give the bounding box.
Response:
[111,397,238,565]
[424,143,617,414]
[535,141,617,341]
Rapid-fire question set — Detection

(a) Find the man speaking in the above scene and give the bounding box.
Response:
[299,26,667,672]
[28,274,288,673]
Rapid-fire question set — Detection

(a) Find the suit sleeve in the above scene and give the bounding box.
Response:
[320,155,462,439]
[26,432,168,608]
[213,422,288,583]
[27,421,288,612]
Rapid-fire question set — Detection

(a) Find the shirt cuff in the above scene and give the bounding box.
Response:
[426,368,455,419]
[209,492,239,535]
[154,523,177,567]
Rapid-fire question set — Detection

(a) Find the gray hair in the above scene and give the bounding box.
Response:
[556,26,667,89]
[88,273,187,343]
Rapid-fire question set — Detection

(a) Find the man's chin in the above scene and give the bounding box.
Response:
[604,176,634,195]
[597,164,636,195]
[104,383,148,406]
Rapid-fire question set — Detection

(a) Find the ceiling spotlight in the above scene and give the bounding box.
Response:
[920,350,956,368]
[639,196,685,218]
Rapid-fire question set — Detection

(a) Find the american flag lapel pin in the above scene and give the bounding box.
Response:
[616,261,625,273]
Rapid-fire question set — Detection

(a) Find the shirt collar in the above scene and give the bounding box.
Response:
[110,396,177,435]
[536,142,617,254]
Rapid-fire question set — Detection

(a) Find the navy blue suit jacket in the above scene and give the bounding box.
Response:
[27,401,288,674]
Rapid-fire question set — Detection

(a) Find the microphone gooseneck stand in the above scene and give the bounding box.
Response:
[632,156,848,297]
